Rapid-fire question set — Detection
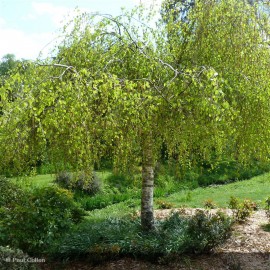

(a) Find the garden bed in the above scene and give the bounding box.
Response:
[41,209,270,270]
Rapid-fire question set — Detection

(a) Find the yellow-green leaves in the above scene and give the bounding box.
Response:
[1,0,270,174]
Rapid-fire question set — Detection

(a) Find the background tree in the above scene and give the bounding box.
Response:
[0,54,18,76]
[1,0,270,230]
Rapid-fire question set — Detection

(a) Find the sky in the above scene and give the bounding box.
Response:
[0,0,161,60]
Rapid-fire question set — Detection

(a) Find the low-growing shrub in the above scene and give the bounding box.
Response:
[51,211,232,261]
[186,210,232,253]
[228,196,239,210]
[156,200,174,209]
[265,197,270,221]
[0,185,85,254]
[55,171,72,187]
[228,197,255,223]
[0,246,40,270]
[203,199,217,209]
[55,171,101,195]
[76,171,101,195]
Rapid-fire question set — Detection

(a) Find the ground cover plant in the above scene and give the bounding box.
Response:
[0,246,39,270]
[50,210,233,262]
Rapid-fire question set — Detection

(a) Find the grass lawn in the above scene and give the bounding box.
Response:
[11,174,55,188]
[85,199,140,222]
[10,170,112,188]
[161,172,270,208]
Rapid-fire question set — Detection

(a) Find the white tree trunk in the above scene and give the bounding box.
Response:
[141,134,155,230]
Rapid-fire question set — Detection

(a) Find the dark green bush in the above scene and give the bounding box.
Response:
[105,174,133,191]
[76,171,101,195]
[51,211,232,261]
[196,159,270,186]
[77,193,131,211]
[0,185,85,254]
[55,171,72,187]
[0,246,40,270]
[55,171,101,195]
[75,188,141,211]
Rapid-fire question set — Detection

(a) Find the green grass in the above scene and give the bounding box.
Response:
[161,172,270,208]
[85,199,140,222]
[11,174,55,188]
[10,170,112,189]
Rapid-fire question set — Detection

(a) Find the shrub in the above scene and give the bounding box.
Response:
[55,171,101,195]
[203,199,217,209]
[0,246,39,270]
[0,177,25,207]
[0,185,85,254]
[186,210,232,253]
[75,188,141,211]
[156,200,174,209]
[228,196,240,210]
[105,174,132,191]
[265,197,270,221]
[76,171,101,195]
[55,171,72,188]
[228,197,255,223]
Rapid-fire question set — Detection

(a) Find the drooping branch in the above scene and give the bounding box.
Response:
[94,13,182,85]
[37,63,79,80]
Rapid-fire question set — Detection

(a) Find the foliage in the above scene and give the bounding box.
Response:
[55,171,72,187]
[1,0,270,228]
[265,196,270,221]
[0,185,85,254]
[0,54,19,77]
[196,160,270,186]
[0,176,25,207]
[155,159,270,189]
[203,199,217,209]
[76,192,136,211]
[228,197,256,223]
[105,173,138,191]
[186,210,232,253]
[156,200,174,209]
[86,200,140,223]
[0,246,39,270]
[55,171,101,195]
[51,211,232,261]
[228,196,240,210]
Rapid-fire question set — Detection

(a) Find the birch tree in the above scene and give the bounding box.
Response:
[1,0,270,230]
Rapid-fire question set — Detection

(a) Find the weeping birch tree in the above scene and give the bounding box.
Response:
[1,0,270,230]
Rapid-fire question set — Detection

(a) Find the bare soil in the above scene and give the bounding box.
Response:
[41,208,270,270]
